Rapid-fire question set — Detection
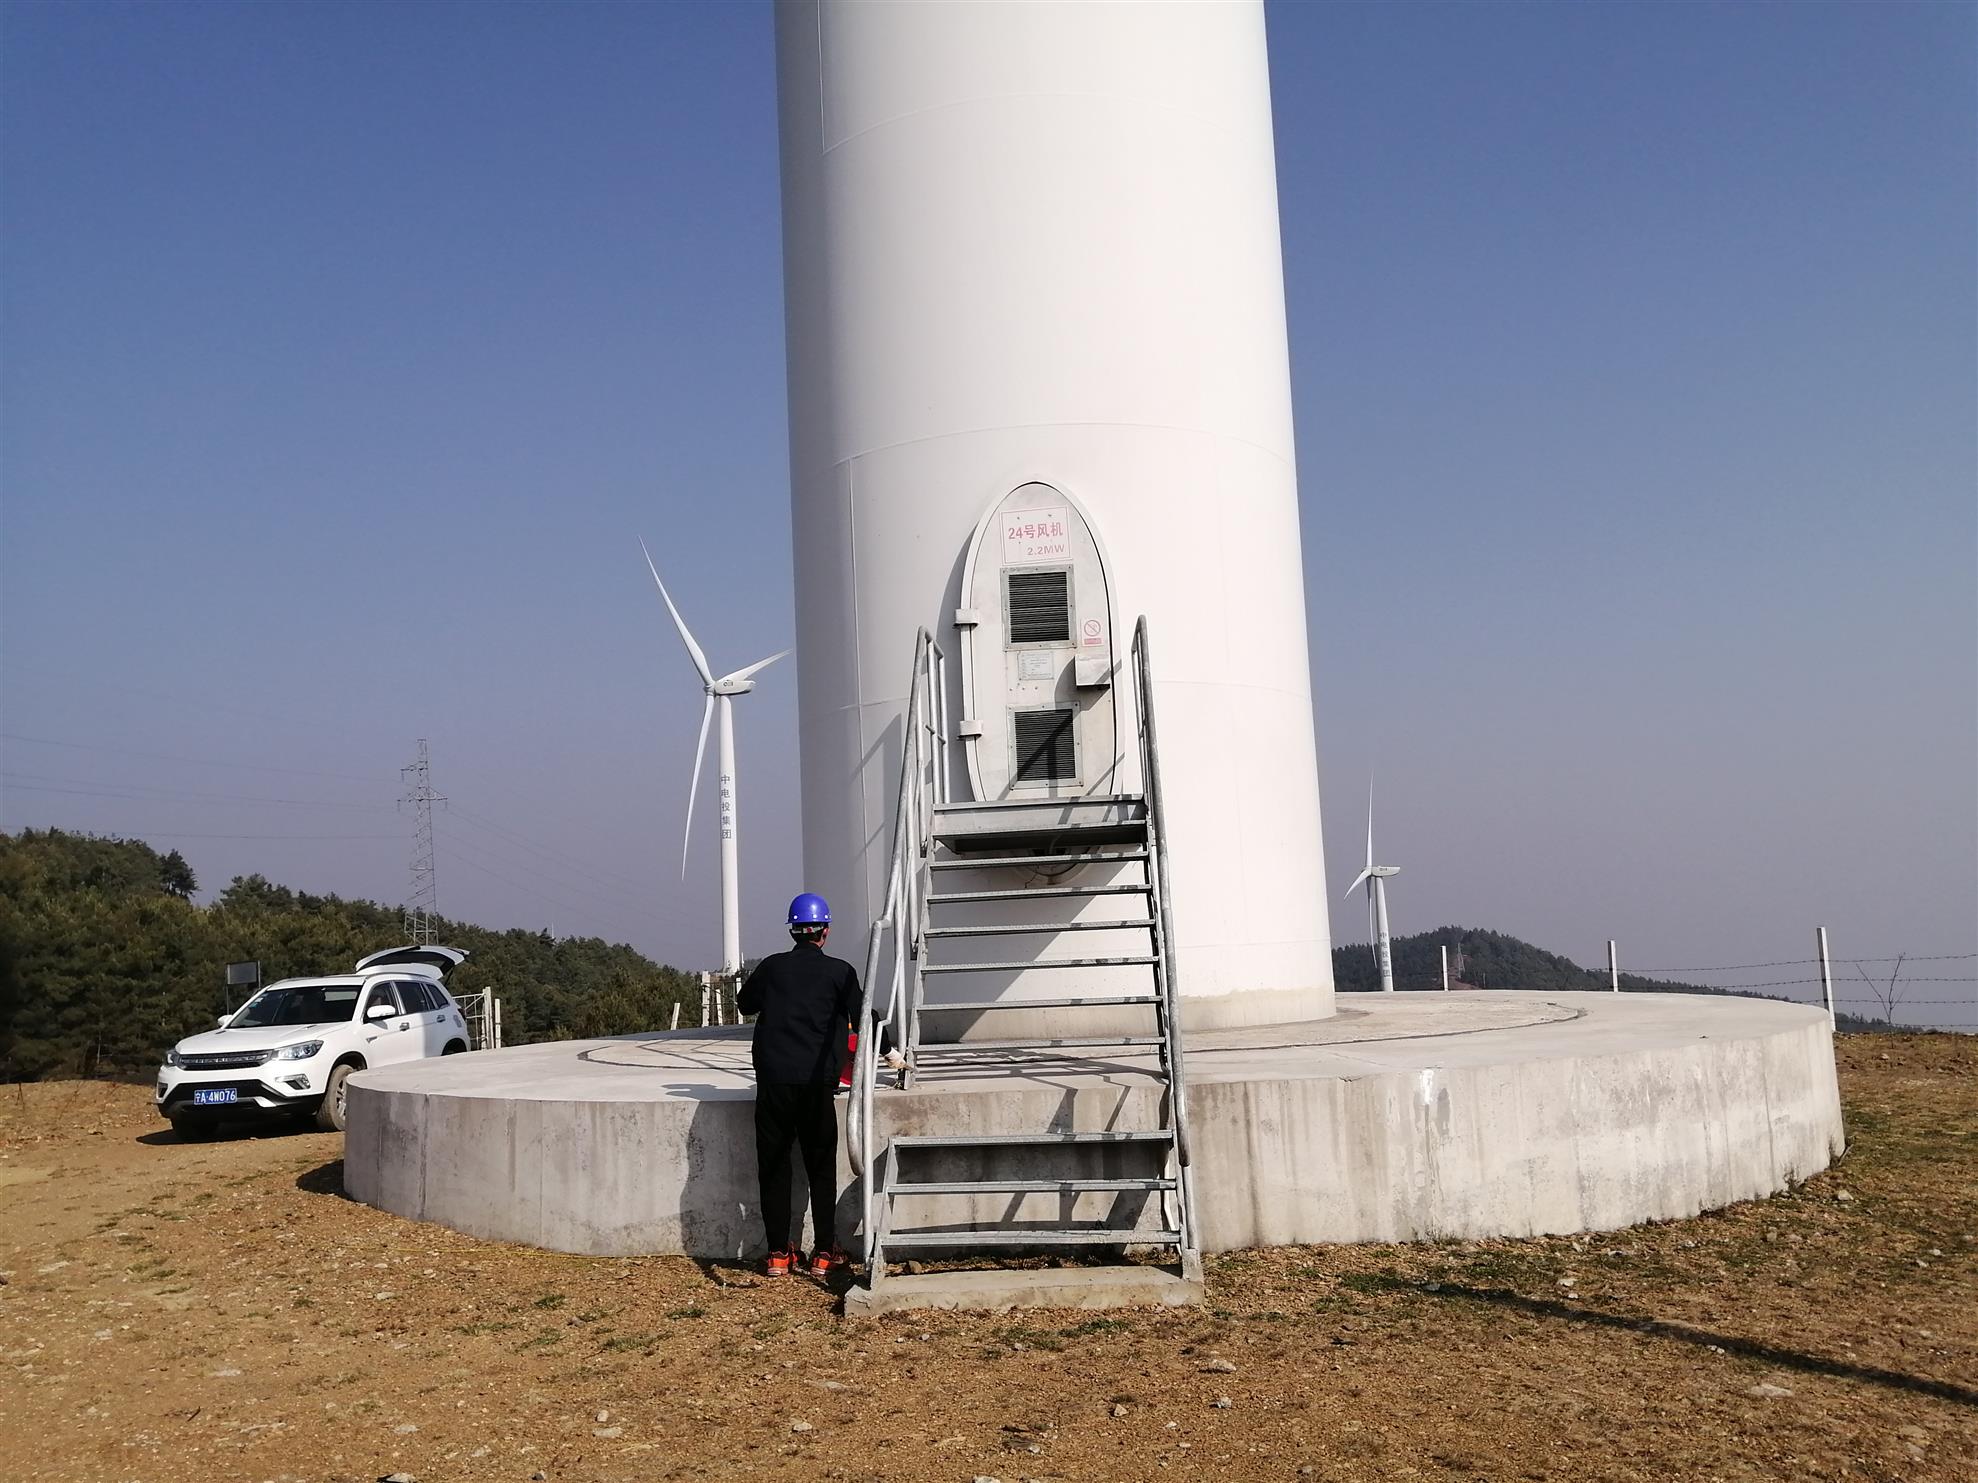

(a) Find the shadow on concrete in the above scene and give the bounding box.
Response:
[295,1159,349,1198]
[676,1094,792,1263]
[1373,1276,1978,1409]
[580,1033,754,1074]
[668,1077,863,1266]
[905,1052,1165,1084]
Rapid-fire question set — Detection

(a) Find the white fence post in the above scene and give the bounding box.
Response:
[1608,940,1620,993]
[1440,945,1450,991]
[1817,926,1835,1029]
[670,1001,682,1031]
[469,986,495,1049]
[493,997,504,1049]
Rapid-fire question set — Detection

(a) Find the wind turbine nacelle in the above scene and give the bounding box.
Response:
[711,678,757,696]
[1370,865,1401,878]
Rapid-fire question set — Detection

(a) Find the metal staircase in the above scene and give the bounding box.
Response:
[844,620,1202,1311]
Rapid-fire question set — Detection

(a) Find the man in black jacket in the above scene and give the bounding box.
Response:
[736,891,861,1278]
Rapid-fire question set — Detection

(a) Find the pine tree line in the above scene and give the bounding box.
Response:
[0,829,703,1082]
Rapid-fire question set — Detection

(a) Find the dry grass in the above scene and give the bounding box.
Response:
[0,1035,1971,1482]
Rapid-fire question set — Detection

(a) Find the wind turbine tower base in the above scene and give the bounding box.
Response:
[344,992,1843,1269]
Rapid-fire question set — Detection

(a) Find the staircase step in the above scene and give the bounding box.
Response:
[929,884,1151,904]
[924,920,1151,938]
[915,995,1160,1013]
[889,1177,1175,1196]
[932,796,1149,851]
[922,956,1160,974]
[844,1263,1203,1315]
[913,1034,1164,1052]
[890,1131,1173,1149]
[937,793,1144,811]
[881,1228,1183,1249]
[929,849,1148,871]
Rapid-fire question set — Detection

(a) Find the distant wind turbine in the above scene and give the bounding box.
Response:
[640,540,790,977]
[1341,788,1402,993]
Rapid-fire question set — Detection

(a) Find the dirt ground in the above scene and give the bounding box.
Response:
[1,1036,1972,1483]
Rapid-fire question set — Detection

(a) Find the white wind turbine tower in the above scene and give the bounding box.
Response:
[1341,789,1402,993]
[641,541,789,977]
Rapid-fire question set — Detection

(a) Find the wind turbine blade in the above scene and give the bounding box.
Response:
[1365,786,1375,872]
[719,648,792,686]
[681,694,713,879]
[640,539,714,687]
[1341,867,1373,899]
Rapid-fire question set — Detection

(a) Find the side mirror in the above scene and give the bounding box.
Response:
[365,1002,395,1021]
[216,1013,233,1029]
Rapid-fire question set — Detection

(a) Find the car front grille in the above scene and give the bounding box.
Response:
[160,1078,312,1112]
[179,1049,276,1070]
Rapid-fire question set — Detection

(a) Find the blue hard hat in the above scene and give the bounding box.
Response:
[787,892,831,926]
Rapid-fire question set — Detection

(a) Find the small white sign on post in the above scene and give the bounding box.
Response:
[1001,508,1070,564]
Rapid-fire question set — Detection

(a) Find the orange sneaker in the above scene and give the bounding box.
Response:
[808,1248,846,1280]
[764,1246,797,1277]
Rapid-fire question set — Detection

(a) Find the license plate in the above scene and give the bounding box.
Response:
[192,1088,238,1105]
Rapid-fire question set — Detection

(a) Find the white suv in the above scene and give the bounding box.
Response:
[155,946,472,1139]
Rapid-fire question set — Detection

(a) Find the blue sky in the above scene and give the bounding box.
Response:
[3,2,1972,1027]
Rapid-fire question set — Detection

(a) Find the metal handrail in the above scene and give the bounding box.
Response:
[848,616,1187,1272]
[847,628,945,1268]
[1131,617,1198,1256]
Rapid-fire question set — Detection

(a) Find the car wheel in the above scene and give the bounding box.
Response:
[170,1113,216,1142]
[442,1040,467,1055]
[316,1064,353,1133]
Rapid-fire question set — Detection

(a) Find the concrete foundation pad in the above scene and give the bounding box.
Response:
[343,992,1844,1259]
[844,1263,1203,1315]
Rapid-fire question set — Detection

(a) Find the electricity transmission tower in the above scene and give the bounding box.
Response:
[399,739,445,944]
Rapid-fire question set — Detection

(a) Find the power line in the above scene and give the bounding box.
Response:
[93,830,403,841]
[5,763,661,932]
[1,771,394,811]
[1,662,314,725]
[442,817,656,921]
[446,805,655,900]
[0,731,395,785]
[435,842,623,939]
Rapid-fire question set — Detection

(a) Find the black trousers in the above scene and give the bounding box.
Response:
[755,1081,838,1254]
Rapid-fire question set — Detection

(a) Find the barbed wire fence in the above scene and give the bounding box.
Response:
[1616,942,1974,1027]
[1344,935,1975,1031]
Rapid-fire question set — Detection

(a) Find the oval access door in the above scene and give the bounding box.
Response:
[956,483,1120,801]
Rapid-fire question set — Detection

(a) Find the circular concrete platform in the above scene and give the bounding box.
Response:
[343,992,1843,1258]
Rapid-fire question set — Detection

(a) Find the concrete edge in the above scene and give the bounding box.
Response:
[844,1264,1203,1315]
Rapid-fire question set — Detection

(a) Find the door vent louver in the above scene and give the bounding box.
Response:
[1006,570,1072,644]
[1013,707,1077,784]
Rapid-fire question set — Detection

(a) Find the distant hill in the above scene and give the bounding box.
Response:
[0,828,703,1082]
[1332,924,1882,1031]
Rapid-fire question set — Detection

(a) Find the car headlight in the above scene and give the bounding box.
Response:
[276,1040,324,1061]
[165,1048,181,1068]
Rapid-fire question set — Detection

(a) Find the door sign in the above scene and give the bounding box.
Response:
[1001,508,1069,564]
